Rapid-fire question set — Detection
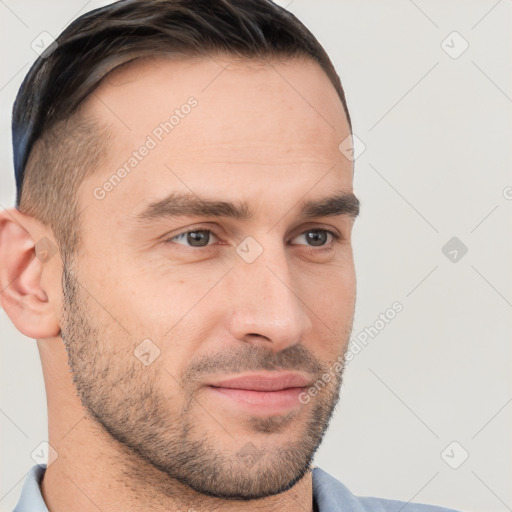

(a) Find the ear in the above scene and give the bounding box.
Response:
[0,208,61,339]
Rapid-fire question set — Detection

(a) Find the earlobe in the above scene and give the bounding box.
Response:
[0,209,61,339]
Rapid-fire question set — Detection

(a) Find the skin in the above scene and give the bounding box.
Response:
[0,55,357,511]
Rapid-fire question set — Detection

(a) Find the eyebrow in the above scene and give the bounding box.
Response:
[135,190,360,224]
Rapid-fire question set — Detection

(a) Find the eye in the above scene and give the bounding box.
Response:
[164,227,340,250]
[291,229,339,247]
[167,228,219,247]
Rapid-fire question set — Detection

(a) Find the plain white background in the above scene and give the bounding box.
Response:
[1,1,511,511]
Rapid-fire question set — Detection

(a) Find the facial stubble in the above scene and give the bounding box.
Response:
[59,262,351,501]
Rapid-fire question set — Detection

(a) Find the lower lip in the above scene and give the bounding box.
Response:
[206,386,306,414]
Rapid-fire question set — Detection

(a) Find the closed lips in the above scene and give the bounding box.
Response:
[207,373,312,391]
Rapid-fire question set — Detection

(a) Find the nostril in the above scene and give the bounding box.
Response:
[246,333,271,341]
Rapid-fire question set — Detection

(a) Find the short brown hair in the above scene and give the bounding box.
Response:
[14,0,351,259]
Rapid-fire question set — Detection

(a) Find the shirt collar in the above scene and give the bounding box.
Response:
[13,464,49,512]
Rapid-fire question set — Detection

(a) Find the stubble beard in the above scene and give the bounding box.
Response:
[59,262,350,500]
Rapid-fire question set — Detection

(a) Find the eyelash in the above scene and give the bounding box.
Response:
[164,226,341,252]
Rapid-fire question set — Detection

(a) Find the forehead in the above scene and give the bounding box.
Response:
[79,55,353,218]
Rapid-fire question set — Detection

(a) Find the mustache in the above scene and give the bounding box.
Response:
[181,343,326,383]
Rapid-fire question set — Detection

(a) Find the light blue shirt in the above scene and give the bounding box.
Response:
[13,463,461,511]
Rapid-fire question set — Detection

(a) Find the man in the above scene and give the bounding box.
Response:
[0,1,461,510]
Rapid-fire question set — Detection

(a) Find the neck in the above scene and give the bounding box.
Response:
[40,414,314,512]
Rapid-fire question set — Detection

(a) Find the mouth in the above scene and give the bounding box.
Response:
[205,372,312,415]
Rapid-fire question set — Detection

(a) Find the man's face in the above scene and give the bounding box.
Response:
[60,55,357,499]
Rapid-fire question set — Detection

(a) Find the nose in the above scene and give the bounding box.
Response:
[225,241,313,351]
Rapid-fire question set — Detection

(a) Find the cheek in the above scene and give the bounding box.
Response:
[295,262,355,356]
[114,258,227,311]
[300,257,355,311]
